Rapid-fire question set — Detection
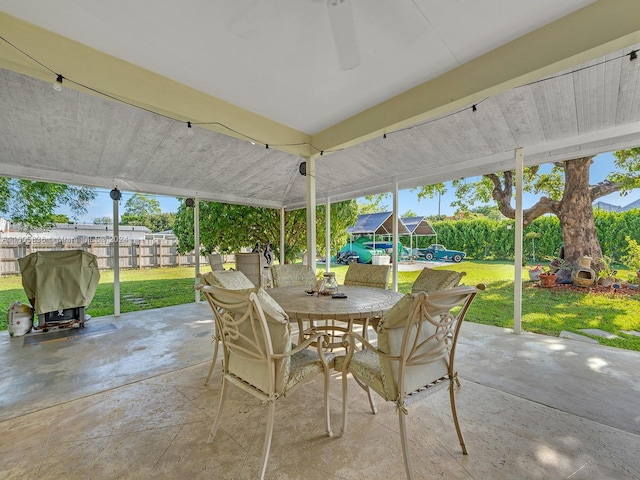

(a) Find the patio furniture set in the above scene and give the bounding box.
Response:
[197,261,481,480]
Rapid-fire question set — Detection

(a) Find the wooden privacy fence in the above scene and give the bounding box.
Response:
[0,238,207,275]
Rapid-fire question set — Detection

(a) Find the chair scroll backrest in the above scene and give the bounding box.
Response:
[270,264,317,288]
[376,284,482,401]
[343,263,391,289]
[201,284,292,396]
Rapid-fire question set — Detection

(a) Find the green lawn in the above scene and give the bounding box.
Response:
[2,261,639,351]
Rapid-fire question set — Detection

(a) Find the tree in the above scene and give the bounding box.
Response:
[144,212,176,233]
[471,205,504,221]
[316,201,359,259]
[120,193,161,225]
[51,213,71,223]
[93,216,113,225]
[416,151,640,269]
[0,178,96,232]
[358,194,388,214]
[173,200,358,264]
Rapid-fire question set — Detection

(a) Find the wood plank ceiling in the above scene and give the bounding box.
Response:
[1,1,640,209]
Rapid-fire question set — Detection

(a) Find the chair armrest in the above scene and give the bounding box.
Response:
[271,332,334,368]
[339,331,401,372]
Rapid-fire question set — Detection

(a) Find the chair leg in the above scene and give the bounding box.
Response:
[352,376,377,414]
[341,367,349,436]
[258,402,276,480]
[207,376,228,444]
[203,335,219,386]
[398,407,414,480]
[324,369,334,437]
[449,378,468,454]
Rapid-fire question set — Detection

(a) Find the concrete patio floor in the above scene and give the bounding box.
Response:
[1,302,638,479]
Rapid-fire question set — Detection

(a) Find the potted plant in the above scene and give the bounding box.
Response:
[538,265,557,288]
[596,256,617,287]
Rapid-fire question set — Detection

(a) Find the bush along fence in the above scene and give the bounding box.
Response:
[408,209,640,264]
[0,238,207,276]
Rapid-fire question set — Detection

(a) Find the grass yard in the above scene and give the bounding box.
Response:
[1,261,639,351]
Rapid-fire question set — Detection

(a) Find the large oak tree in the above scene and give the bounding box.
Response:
[418,149,640,268]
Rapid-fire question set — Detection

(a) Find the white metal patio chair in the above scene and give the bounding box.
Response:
[337,284,484,480]
[343,263,391,289]
[411,267,466,293]
[207,253,225,272]
[197,270,255,386]
[201,284,334,480]
[269,264,316,288]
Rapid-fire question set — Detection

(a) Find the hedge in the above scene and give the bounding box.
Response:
[407,209,640,265]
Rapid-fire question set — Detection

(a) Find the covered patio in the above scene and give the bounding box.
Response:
[1,303,638,479]
[2,2,640,478]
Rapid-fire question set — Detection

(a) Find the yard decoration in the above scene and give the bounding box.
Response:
[570,256,596,287]
[528,264,542,282]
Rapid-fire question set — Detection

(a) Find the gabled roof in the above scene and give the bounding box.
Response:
[1,2,640,208]
[347,212,411,236]
[401,217,436,237]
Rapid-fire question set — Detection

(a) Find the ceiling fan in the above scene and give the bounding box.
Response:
[326,0,360,70]
[228,0,361,70]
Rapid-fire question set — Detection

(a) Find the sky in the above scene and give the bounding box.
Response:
[70,151,639,224]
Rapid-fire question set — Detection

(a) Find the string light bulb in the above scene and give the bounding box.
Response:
[53,74,63,91]
[187,121,194,136]
[630,50,638,61]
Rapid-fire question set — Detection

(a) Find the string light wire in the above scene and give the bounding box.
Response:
[1,34,637,156]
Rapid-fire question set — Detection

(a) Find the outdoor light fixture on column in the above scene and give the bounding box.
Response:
[299,162,307,176]
[110,188,122,201]
[185,198,195,207]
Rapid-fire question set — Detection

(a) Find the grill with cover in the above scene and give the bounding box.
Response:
[18,250,100,330]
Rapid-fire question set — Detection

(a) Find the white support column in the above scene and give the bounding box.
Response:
[325,196,331,272]
[280,207,285,265]
[392,178,399,292]
[514,147,524,334]
[306,158,317,274]
[194,197,201,303]
[113,196,120,317]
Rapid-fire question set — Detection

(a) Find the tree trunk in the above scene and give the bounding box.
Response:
[558,158,603,267]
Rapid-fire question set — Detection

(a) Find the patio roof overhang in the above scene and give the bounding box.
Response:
[1,1,640,210]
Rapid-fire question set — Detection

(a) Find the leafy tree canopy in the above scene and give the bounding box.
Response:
[51,213,71,223]
[93,216,113,225]
[143,212,176,233]
[415,150,640,267]
[471,205,504,221]
[0,178,96,232]
[120,193,161,226]
[358,194,388,214]
[173,200,358,263]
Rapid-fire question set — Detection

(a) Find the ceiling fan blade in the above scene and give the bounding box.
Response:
[326,0,360,70]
